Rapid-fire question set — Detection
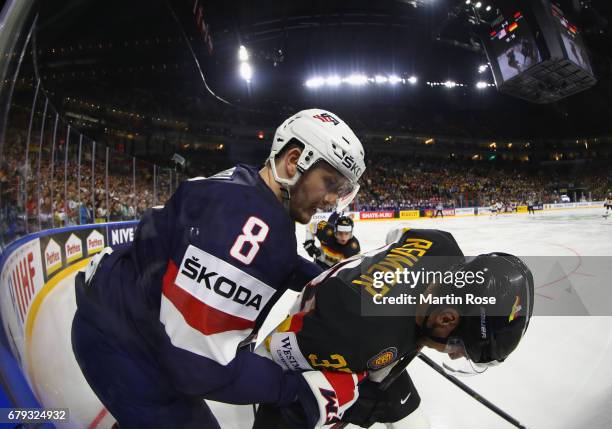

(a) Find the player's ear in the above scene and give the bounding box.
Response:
[284,147,302,179]
[433,308,460,335]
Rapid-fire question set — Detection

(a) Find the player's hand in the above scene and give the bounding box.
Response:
[281,371,363,429]
[342,372,420,427]
[303,240,321,258]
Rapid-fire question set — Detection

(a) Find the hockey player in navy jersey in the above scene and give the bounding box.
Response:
[254,227,534,428]
[71,109,365,428]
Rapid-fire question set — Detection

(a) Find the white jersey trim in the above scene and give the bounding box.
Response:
[160,295,249,365]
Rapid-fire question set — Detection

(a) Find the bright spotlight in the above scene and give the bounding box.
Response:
[407,75,418,84]
[465,0,471,4]
[326,75,342,86]
[478,64,488,73]
[388,74,402,84]
[305,77,325,88]
[239,62,252,81]
[475,2,482,8]
[486,5,492,11]
[238,45,249,62]
[443,80,457,88]
[374,75,388,84]
[344,74,368,85]
[476,81,488,89]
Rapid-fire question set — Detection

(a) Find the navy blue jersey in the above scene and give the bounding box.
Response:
[73,164,322,425]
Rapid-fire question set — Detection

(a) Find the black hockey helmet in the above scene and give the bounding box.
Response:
[334,215,354,235]
[440,253,534,373]
[452,254,534,366]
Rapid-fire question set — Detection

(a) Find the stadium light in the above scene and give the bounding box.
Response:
[478,64,488,73]
[486,5,492,11]
[407,75,418,84]
[476,81,488,89]
[239,62,252,81]
[326,75,342,86]
[305,77,325,88]
[374,75,388,84]
[475,2,482,8]
[443,80,457,88]
[388,74,403,84]
[344,74,368,85]
[238,45,249,62]
[465,0,471,4]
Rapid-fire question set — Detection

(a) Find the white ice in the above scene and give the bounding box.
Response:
[26,208,612,428]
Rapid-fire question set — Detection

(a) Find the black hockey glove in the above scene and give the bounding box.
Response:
[303,240,321,258]
[341,371,420,428]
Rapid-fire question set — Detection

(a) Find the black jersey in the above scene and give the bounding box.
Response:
[262,228,464,375]
[314,220,361,268]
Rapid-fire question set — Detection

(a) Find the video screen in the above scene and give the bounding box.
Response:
[489,11,542,82]
[551,4,593,74]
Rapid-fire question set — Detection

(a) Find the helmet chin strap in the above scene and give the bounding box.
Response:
[268,154,302,214]
[279,184,291,212]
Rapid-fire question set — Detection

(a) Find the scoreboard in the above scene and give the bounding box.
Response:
[482,0,596,103]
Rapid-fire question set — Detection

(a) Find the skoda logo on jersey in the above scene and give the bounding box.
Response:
[181,257,262,310]
[175,245,276,322]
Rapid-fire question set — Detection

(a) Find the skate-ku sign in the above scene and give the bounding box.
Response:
[360,211,394,220]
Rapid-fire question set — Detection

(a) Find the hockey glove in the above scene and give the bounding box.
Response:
[281,370,365,429]
[303,240,322,258]
[341,371,420,428]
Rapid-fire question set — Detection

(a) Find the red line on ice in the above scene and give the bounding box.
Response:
[87,408,108,429]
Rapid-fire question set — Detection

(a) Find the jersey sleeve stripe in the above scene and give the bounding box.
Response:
[288,311,306,332]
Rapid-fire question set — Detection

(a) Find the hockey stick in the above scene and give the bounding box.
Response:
[417,354,528,429]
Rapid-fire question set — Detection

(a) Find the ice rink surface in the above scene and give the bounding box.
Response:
[25,208,612,428]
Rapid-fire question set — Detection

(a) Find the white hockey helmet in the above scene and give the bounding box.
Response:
[268,108,365,211]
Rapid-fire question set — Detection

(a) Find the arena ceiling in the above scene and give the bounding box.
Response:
[33,0,612,138]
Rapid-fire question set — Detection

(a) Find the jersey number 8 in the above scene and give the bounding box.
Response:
[230,216,270,265]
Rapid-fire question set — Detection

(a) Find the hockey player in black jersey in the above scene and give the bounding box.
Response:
[303,214,360,268]
[254,227,534,428]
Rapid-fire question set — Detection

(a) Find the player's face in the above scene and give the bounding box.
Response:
[290,162,348,224]
[335,231,351,245]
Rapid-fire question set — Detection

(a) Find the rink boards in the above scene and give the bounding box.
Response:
[0,203,610,428]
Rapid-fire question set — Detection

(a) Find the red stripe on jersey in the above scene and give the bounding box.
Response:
[288,311,306,332]
[162,260,254,334]
[323,371,357,406]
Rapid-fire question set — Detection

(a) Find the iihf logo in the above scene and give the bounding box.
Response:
[313,113,340,125]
